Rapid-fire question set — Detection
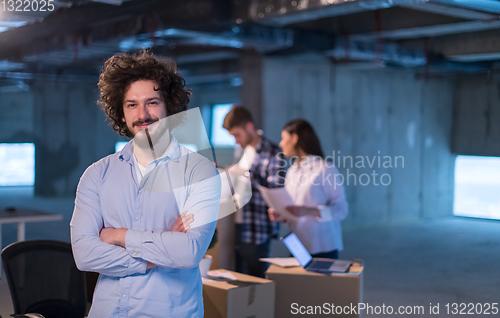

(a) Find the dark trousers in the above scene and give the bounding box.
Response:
[235,225,270,278]
[311,250,338,259]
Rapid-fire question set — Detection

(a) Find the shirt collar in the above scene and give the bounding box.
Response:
[154,134,181,163]
[119,134,181,164]
[119,141,134,163]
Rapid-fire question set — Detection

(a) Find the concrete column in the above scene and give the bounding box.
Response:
[240,50,263,129]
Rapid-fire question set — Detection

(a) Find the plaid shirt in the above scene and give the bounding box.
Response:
[241,135,286,244]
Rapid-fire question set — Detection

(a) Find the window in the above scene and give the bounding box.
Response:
[210,104,235,147]
[454,155,500,220]
[0,143,35,186]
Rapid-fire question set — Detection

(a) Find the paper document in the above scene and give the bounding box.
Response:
[256,185,297,221]
[207,270,238,280]
[259,257,300,267]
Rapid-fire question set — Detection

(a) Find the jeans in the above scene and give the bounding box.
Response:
[235,224,271,278]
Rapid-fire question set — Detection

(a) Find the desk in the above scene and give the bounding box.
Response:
[0,207,63,278]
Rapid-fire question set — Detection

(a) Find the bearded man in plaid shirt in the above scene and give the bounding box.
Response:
[223,106,286,278]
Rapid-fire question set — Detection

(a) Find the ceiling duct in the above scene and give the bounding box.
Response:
[326,37,490,72]
[92,0,124,5]
[327,36,427,67]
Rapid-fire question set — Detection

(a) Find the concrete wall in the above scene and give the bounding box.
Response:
[0,80,120,197]
[0,79,240,245]
[32,81,120,196]
[453,76,500,156]
[262,53,456,230]
[0,80,241,197]
[0,80,118,244]
[0,89,34,141]
[0,55,458,251]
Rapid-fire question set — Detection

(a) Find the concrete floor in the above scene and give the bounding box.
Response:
[340,217,500,317]
[0,216,499,317]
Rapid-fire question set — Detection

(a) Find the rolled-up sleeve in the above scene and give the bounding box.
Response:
[70,164,148,277]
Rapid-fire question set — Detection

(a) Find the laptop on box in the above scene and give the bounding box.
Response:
[283,233,352,273]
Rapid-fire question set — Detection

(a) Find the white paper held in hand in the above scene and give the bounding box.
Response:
[259,257,300,267]
[256,185,297,221]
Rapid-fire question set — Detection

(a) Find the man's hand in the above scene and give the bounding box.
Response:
[171,211,194,233]
[285,206,320,218]
[146,262,157,270]
[143,211,193,271]
[268,208,286,222]
[100,228,128,248]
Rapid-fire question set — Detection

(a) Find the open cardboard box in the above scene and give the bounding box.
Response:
[266,261,364,318]
[203,269,275,318]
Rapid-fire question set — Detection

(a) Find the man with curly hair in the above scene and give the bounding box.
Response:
[70,50,220,317]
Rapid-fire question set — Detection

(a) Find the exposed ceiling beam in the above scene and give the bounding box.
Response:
[427,29,500,57]
[327,37,489,72]
[352,20,500,41]
[399,2,496,20]
[0,71,97,82]
[251,0,499,26]
[182,72,241,86]
[154,27,294,53]
[449,52,500,62]
[430,0,500,14]
[252,0,396,26]
[0,0,216,59]
[0,60,25,71]
[175,51,240,65]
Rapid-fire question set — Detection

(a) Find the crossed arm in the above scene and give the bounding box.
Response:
[70,162,220,277]
[99,211,194,269]
[100,211,194,247]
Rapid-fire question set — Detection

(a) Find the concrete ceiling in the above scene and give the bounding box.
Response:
[0,0,500,79]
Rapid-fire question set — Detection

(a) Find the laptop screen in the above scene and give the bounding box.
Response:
[283,233,312,267]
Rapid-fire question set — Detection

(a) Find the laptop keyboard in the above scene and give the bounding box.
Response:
[309,260,332,269]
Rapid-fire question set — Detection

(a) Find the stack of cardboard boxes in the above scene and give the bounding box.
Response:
[203,261,363,318]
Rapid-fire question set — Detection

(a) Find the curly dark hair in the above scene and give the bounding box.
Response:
[97,50,191,137]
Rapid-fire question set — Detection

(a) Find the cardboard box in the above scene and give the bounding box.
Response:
[266,262,364,318]
[203,269,275,318]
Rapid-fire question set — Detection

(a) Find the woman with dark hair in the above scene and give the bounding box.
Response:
[269,119,348,259]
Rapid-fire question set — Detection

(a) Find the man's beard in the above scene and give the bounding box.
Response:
[133,117,170,150]
[241,130,252,148]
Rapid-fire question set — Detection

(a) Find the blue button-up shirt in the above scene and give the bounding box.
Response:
[70,136,220,317]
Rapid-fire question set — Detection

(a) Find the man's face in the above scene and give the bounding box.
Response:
[228,123,252,148]
[122,80,167,137]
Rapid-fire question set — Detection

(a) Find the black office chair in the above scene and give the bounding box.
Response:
[1,240,86,318]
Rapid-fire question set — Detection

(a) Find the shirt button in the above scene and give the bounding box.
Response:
[135,216,139,221]
[133,252,137,256]
[122,294,127,298]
